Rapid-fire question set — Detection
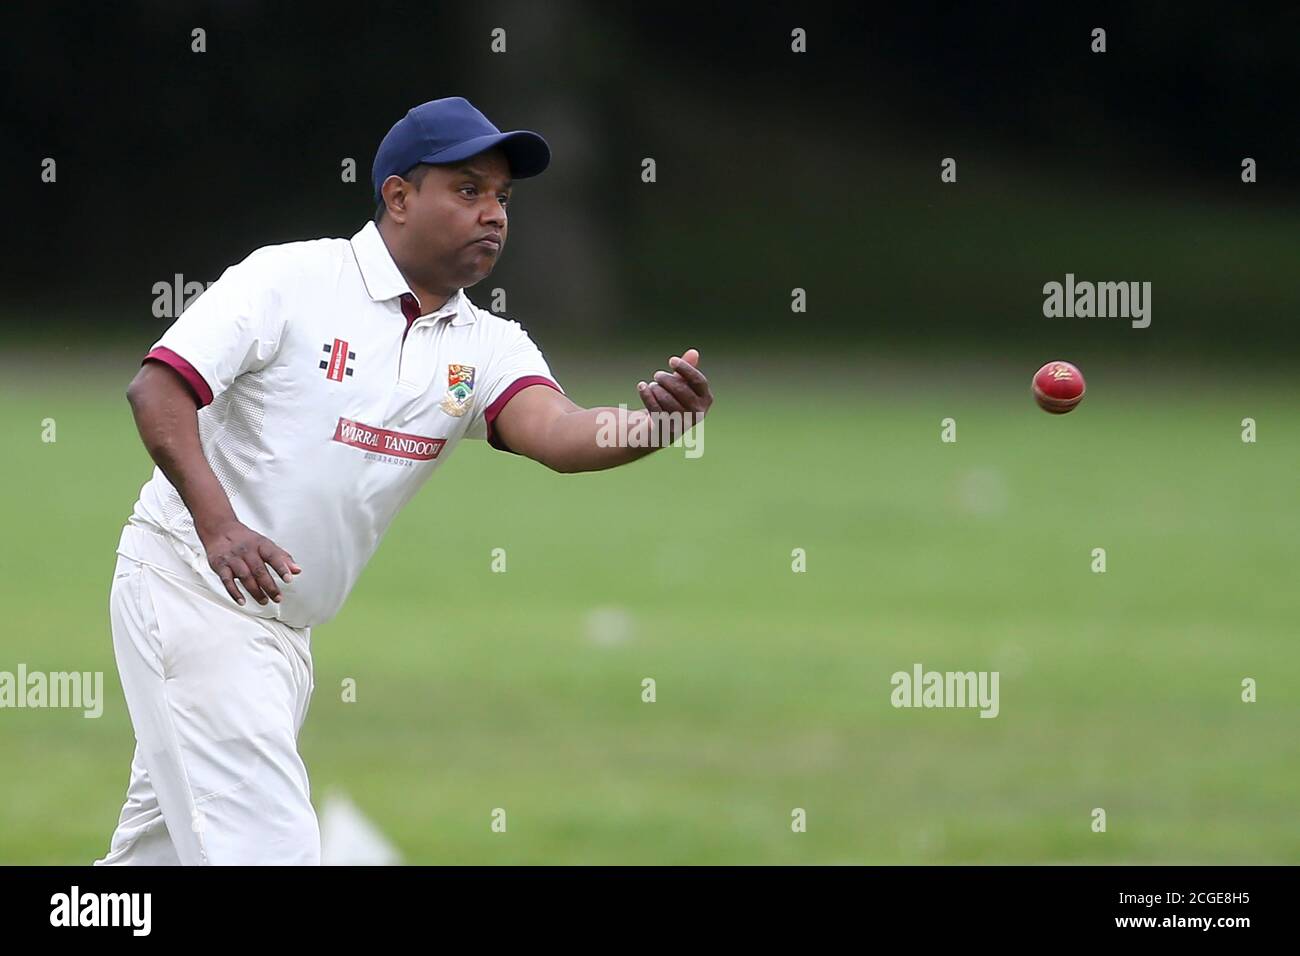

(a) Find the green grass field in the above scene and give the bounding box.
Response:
[2,351,1298,864]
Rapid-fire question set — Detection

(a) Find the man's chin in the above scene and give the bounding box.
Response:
[459,266,495,289]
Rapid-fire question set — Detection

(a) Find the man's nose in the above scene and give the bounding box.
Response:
[482,200,506,226]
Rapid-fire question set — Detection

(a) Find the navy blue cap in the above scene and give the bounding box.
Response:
[371,96,550,202]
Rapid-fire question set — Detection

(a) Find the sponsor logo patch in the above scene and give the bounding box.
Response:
[331,417,446,461]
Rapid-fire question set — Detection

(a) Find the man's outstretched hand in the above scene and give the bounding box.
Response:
[636,348,713,429]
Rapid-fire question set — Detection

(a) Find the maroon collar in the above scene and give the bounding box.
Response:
[399,293,420,343]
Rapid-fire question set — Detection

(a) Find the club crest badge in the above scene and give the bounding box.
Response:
[440,364,476,417]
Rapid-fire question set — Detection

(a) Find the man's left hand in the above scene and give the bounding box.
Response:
[637,348,713,430]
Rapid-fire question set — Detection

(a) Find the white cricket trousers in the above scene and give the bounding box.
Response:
[95,522,320,865]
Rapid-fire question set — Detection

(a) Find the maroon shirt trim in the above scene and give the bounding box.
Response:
[485,375,563,453]
[399,293,420,344]
[142,347,214,407]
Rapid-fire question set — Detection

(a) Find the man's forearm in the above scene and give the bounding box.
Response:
[493,351,712,473]
[540,405,684,473]
[127,367,238,539]
[126,363,302,605]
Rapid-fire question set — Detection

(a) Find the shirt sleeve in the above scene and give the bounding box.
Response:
[467,320,564,454]
[141,248,289,407]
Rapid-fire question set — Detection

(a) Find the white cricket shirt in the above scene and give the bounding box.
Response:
[125,220,563,627]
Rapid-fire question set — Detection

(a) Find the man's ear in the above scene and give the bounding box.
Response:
[380,174,410,223]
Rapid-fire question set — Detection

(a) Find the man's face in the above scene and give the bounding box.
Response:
[399,146,512,291]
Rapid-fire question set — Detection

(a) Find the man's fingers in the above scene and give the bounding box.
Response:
[637,380,664,414]
[252,562,282,603]
[231,560,270,606]
[681,348,700,367]
[214,562,246,606]
[223,557,261,606]
[260,542,300,583]
[668,356,710,396]
[652,369,696,408]
[646,380,686,414]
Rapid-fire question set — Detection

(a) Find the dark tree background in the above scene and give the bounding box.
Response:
[2,1,1297,355]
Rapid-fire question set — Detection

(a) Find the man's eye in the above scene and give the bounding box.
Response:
[460,186,477,196]
[498,196,510,206]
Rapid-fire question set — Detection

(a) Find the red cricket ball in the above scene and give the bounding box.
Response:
[1032,360,1086,414]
